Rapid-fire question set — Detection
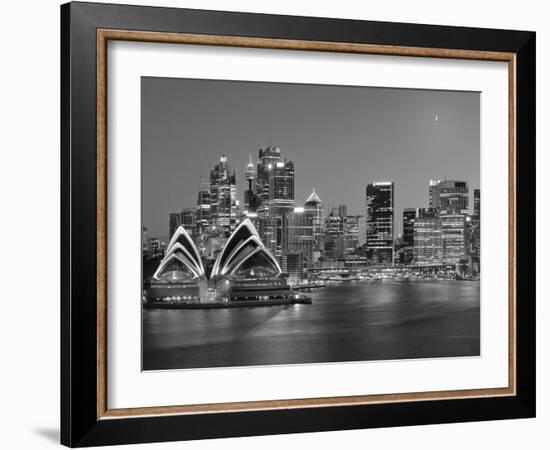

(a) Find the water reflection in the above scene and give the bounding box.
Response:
[143,280,480,370]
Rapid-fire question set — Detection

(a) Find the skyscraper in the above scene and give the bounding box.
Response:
[269,160,295,215]
[357,216,367,247]
[209,155,237,231]
[428,179,441,208]
[440,214,470,264]
[287,206,314,269]
[195,176,211,233]
[413,207,442,264]
[471,189,481,274]
[169,212,182,238]
[402,208,416,264]
[256,146,282,219]
[472,188,480,256]
[324,206,346,259]
[180,208,196,234]
[344,215,361,256]
[366,182,394,264]
[429,179,470,265]
[169,209,196,238]
[253,146,295,259]
[304,189,324,251]
[270,160,295,260]
[429,180,469,215]
[244,154,260,212]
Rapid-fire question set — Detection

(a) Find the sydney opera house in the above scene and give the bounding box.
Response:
[146,219,298,305]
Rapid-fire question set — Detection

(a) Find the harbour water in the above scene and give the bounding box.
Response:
[142,279,480,371]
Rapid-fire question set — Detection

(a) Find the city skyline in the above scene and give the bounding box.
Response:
[151,151,478,241]
[152,150,479,274]
[142,76,482,372]
[142,77,480,238]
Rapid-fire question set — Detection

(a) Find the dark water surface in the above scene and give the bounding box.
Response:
[142,280,480,370]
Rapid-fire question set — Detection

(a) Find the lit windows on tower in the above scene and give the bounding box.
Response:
[253,146,295,260]
[304,189,324,251]
[440,214,469,265]
[244,154,259,211]
[366,181,394,264]
[402,208,416,264]
[429,180,469,215]
[209,154,237,231]
[413,207,442,264]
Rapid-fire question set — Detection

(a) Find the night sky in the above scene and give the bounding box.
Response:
[142,77,479,239]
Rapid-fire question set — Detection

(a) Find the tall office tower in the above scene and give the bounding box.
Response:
[338,204,347,218]
[246,154,255,184]
[428,179,470,265]
[285,252,307,281]
[402,208,417,264]
[366,182,394,264]
[324,206,347,259]
[244,154,260,212]
[304,189,324,251]
[287,206,314,270]
[255,146,283,219]
[269,160,295,259]
[209,155,237,231]
[440,214,470,265]
[258,216,278,257]
[471,189,480,265]
[169,212,182,238]
[253,146,295,259]
[269,160,295,213]
[195,177,211,233]
[428,179,441,208]
[180,208,196,235]
[169,209,196,238]
[344,215,361,256]
[413,207,442,264]
[429,180,469,215]
[357,216,367,247]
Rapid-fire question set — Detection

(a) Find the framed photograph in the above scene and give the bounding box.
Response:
[61,2,536,447]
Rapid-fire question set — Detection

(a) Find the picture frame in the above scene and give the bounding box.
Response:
[60,1,535,447]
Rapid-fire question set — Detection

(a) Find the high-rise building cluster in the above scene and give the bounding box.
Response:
[160,147,480,278]
[407,180,480,273]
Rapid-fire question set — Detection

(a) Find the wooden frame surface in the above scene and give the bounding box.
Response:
[96,28,517,419]
[62,2,535,446]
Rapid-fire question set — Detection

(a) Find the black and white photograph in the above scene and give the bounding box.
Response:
[141,77,481,371]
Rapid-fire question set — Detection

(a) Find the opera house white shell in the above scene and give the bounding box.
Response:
[147,219,289,303]
[210,219,282,280]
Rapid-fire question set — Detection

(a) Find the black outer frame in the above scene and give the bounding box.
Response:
[60,1,536,447]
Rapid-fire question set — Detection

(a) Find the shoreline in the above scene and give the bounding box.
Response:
[144,297,312,310]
